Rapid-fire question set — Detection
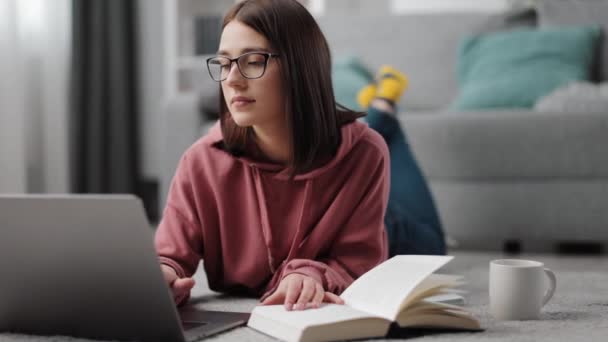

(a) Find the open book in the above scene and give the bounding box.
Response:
[247,255,481,342]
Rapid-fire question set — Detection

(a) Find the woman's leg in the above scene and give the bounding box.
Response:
[367,105,446,256]
[360,66,446,256]
[385,201,446,256]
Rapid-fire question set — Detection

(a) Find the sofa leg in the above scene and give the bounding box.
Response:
[556,242,604,255]
[503,239,522,254]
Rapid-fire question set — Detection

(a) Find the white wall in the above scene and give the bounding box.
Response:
[390,0,511,13]
[325,0,392,14]
[317,0,514,15]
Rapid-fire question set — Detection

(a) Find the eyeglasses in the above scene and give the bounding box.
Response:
[206,52,280,82]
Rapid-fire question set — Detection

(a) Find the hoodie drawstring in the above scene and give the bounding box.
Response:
[252,166,313,274]
[285,180,312,262]
[252,166,277,273]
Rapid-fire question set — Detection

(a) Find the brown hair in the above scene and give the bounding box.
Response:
[218,0,364,176]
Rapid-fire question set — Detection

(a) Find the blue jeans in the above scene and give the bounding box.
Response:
[366,107,446,256]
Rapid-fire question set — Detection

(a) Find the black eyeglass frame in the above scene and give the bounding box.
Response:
[206,52,280,82]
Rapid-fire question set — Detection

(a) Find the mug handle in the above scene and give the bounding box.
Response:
[542,268,556,307]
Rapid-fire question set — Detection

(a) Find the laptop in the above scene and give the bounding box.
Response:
[0,194,250,341]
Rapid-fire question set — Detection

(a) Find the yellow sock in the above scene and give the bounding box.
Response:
[375,65,408,104]
[357,84,377,110]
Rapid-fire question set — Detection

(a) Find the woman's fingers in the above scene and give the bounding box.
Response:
[260,280,287,305]
[170,278,195,303]
[284,277,302,311]
[173,277,195,291]
[161,265,179,285]
[294,279,316,310]
[310,282,324,308]
[260,291,283,305]
[259,275,341,311]
[323,291,345,304]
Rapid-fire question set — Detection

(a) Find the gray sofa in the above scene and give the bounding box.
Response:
[161,8,608,252]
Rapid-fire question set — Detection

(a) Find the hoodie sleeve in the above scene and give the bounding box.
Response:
[261,143,390,299]
[155,152,204,279]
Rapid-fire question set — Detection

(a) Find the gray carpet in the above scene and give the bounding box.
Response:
[3,251,608,341]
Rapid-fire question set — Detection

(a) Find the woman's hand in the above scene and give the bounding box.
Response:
[261,273,344,310]
[161,264,195,304]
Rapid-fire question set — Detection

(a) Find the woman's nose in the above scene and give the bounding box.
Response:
[225,62,245,85]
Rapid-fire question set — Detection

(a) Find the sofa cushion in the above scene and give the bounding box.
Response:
[537,0,608,82]
[535,81,608,113]
[451,25,601,111]
[331,55,373,111]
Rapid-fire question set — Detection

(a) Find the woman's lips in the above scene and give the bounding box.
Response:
[233,100,254,108]
[232,97,255,108]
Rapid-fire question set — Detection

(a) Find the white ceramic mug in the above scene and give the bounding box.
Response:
[489,259,556,320]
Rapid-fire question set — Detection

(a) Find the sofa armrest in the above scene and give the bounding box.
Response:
[399,110,608,180]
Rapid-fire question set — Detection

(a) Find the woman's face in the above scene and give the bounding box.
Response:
[218,20,286,129]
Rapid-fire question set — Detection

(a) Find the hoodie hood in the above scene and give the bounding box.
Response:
[205,120,369,180]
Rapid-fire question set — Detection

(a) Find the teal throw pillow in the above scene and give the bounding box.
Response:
[451,25,601,111]
[332,55,373,111]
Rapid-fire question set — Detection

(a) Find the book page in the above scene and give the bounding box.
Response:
[340,255,453,320]
[425,292,466,306]
[250,304,377,329]
[398,274,464,311]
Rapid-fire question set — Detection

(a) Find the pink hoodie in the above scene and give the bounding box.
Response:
[155,120,389,301]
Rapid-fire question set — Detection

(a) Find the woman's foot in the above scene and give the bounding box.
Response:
[357,65,409,110]
[357,83,377,110]
[375,65,408,106]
